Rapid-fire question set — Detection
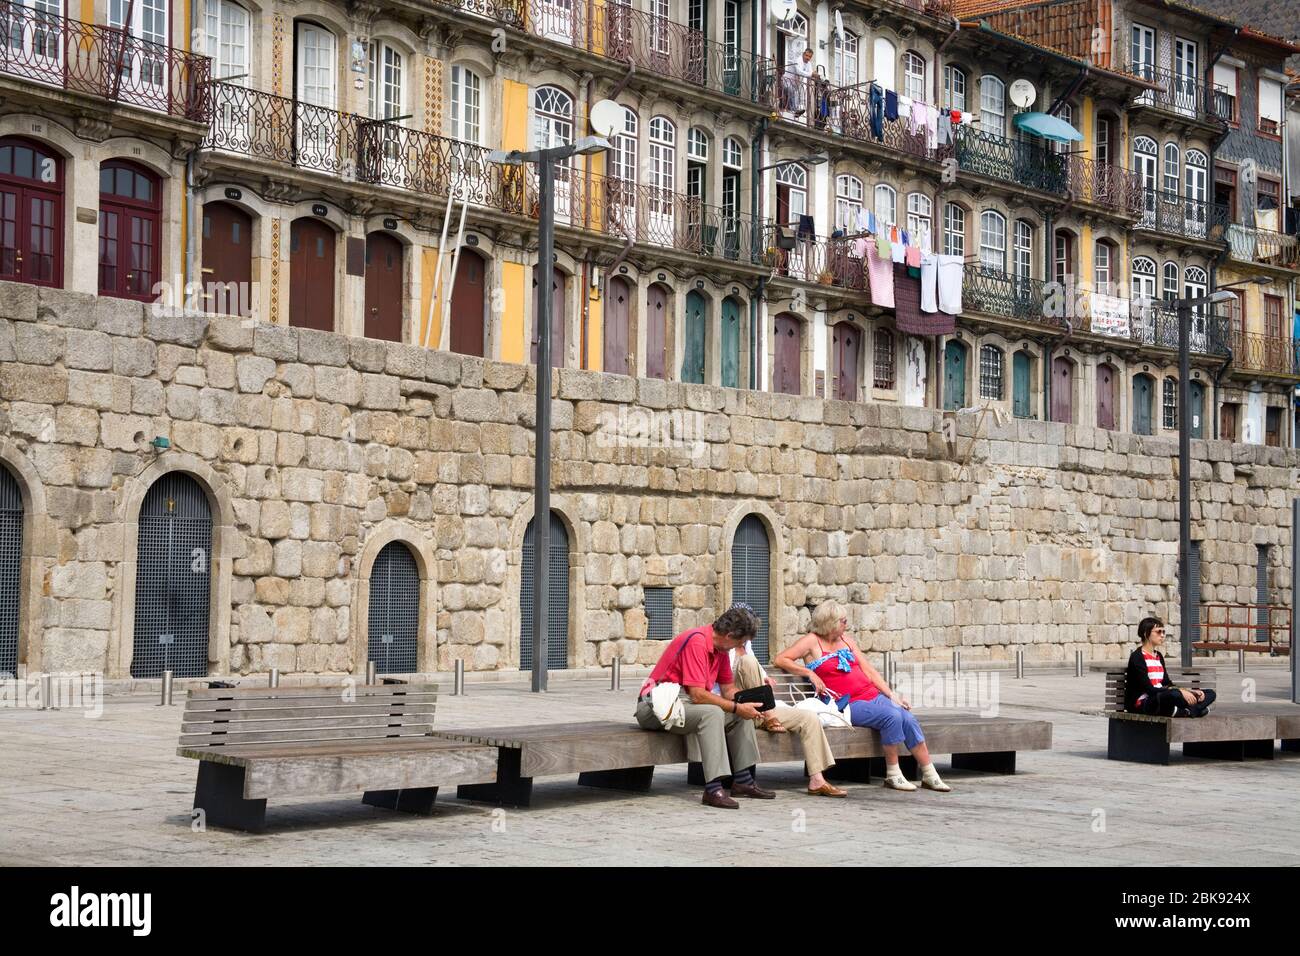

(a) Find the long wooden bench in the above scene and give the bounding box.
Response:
[1090,669,1300,764]
[177,684,498,832]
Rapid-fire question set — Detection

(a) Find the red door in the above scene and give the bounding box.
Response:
[364,231,403,341]
[646,283,668,379]
[201,201,252,317]
[774,313,802,395]
[531,266,566,367]
[604,276,632,375]
[833,323,859,401]
[449,249,486,357]
[99,160,161,301]
[0,138,62,288]
[1051,357,1073,423]
[290,217,335,331]
[1096,363,1116,430]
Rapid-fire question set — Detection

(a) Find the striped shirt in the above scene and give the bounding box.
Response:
[1136,651,1165,706]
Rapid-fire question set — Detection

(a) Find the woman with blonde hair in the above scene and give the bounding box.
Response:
[775,600,951,792]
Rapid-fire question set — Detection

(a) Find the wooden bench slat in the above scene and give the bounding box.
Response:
[181,703,437,722]
[180,724,434,747]
[185,684,438,701]
[181,713,436,734]
[183,695,438,716]
[179,736,480,761]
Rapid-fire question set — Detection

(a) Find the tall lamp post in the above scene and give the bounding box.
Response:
[1169,276,1269,668]
[489,136,610,692]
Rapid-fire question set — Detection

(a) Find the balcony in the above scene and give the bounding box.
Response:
[1130,302,1227,357]
[1226,330,1296,375]
[964,266,1052,326]
[950,126,1066,194]
[435,0,771,103]
[1135,190,1229,243]
[1125,62,1225,126]
[1066,155,1143,216]
[760,226,865,291]
[1226,222,1300,270]
[0,0,210,120]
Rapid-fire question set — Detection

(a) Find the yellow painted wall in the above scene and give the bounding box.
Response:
[500,261,527,364]
[502,80,530,151]
[587,284,603,370]
[419,246,443,349]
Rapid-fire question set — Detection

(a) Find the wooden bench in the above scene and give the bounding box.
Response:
[177,684,498,832]
[1091,669,1300,764]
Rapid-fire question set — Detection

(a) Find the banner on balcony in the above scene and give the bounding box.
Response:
[1089,292,1130,338]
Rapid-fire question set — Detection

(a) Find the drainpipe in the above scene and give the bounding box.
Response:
[751,276,766,390]
[751,114,768,390]
[185,0,203,308]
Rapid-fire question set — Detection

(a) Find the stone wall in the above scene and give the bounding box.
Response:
[1,282,1297,677]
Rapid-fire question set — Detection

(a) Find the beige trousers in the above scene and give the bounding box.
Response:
[734,655,836,776]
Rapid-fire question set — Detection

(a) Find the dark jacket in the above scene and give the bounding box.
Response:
[1124,647,1178,712]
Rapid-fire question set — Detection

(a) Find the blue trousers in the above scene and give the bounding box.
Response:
[848,696,926,749]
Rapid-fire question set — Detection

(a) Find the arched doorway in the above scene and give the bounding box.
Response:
[604,275,633,376]
[531,265,566,367]
[290,217,336,330]
[99,160,161,301]
[0,137,63,288]
[449,247,486,357]
[1096,362,1117,430]
[0,465,21,676]
[731,515,772,662]
[773,313,801,395]
[1132,373,1155,435]
[1051,357,1074,423]
[367,541,420,674]
[681,290,707,383]
[721,296,742,388]
[944,339,968,409]
[1012,350,1033,418]
[831,322,860,401]
[364,230,404,341]
[201,201,252,317]
[646,283,669,379]
[131,473,212,679]
[520,511,569,670]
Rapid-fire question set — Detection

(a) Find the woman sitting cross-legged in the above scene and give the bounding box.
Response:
[775,600,951,793]
[1125,616,1216,717]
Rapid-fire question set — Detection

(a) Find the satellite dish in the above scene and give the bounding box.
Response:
[1009,78,1037,109]
[771,0,796,22]
[589,99,623,138]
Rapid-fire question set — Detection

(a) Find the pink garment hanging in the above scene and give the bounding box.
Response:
[906,245,922,268]
[867,243,895,309]
[855,237,870,258]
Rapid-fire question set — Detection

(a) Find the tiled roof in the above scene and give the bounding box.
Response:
[1198,0,1300,68]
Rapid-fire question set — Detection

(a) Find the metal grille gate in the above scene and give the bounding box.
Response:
[0,466,21,676]
[1187,540,1202,646]
[644,587,674,639]
[731,515,771,662]
[1256,544,1271,643]
[368,542,420,674]
[131,474,212,679]
[520,512,569,670]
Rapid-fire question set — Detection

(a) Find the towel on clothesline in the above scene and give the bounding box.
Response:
[866,243,895,309]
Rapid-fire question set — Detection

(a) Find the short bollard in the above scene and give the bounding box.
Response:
[952,651,961,676]
[158,670,174,707]
[366,661,377,685]
[453,659,465,696]
[883,651,894,687]
[1075,651,1084,678]
[611,657,622,691]
[1015,650,1024,679]
[268,668,280,688]
[40,674,57,711]
[1238,649,1246,673]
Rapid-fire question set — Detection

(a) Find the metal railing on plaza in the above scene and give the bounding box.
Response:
[1194,603,1291,655]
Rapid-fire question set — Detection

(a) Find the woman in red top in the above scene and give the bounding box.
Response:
[776,600,950,792]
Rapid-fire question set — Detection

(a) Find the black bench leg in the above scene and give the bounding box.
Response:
[362,787,440,815]
[194,762,267,833]
[1184,739,1275,761]
[1108,720,1170,765]
[457,749,533,807]
[1281,739,1300,753]
[578,766,655,792]
[825,758,873,783]
[951,751,1017,774]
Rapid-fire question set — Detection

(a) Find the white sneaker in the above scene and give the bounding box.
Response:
[921,776,952,792]
[883,773,917,792]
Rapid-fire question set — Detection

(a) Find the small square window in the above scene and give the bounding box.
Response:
[644,587,674,639]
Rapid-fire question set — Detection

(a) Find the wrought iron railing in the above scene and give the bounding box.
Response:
[1129,300,1228,357]
[1067,155,1143,215]
[760,225,865,291]
[1226,222,1300,270]
[951,126,1067,193]
[1135,189,1230,242]
[963,265,1052,325]
[0,0,211,119]
[1125,62,1225,124]
[1226,330,1296,375]
[1212,89,1236,123]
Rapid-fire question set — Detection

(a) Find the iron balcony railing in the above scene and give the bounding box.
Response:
[1129,300,1229,357]
[1067,155,1143,216]
[1125,62,1225,125]
[1226,222,1300,270]
[434,0,771,102]
[760,225,865,291]
[963,265,1052,326]
[950,126,1067,193]
[1135,189,1230,242]
[1226,330,1297,375]
[0,0,210,120]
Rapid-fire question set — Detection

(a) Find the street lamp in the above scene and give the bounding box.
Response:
[489,134,611,693]
[1169,275,1269,668]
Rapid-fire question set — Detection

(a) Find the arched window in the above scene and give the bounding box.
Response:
[533,86,574,149]
[1162,142,1180,194]
[368,40,404,121]
[874,183,896,226]
[1094,239,1114,293]
[1185,150,1208,236]
[723,136,744,169]
[295,21,337,109]
[1162,261,1180,302]
[649,116,676,195]
[1013,219,1034,280]
[836,174,864,231]
[1163,377,1178,430]
[1133,136,1157,224]
[99,160,161,301]
[980,75,1006,135]
[906,192,932,248]
[0,137,62,287]
[450,65,482,143]
[873,37,896,89]
[833,28,859,86]
[943,202,965,257]
[368,542,420,673]
[903,51,926,101]
[1131,255,1156,301]
[722,137,743,244]
[873,327,895,389]
[979,210,1006,272]
[687,127,710,162]
[943,64,966,111]
[776,162,807,228]
[979,345,1004,400]
[1184,265,1208,341]
[610,107,638,182]
[686,127,709,202]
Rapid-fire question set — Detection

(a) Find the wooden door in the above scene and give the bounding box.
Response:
[1012,350,1031,418]
[531,266,566,367]
[943,340,967,410]
[773,313,801,394]
[832,324,859,401]
[604,276,632,375]
[364,231,403,342]
[449,249,486,356]
[201,201,252,317]
[1189,381,1205,438]
[1132,374,1153,435]
[646,283,668,379]
[1096,363,1116,430]
[721,296,741,388]
[1051,357,1073,423]
[289,218,335,331]
[681,290,706,383]
[1220,401,1238,441]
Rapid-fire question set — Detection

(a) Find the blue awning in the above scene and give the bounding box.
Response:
[1013,111,1083,143]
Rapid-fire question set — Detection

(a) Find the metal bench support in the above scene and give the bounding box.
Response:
[1107,719,1171,765]
[1183,739,1275,761]
[457,748,534,807]
[194,761,268,833]
[362,787,440,815]
[951,750,1017,774]
[577,766,656,792]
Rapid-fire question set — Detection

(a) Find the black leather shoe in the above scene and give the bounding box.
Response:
[702,789,740,809]
[730,781,776,799]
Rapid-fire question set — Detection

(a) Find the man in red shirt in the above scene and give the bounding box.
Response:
[635,606,774,808]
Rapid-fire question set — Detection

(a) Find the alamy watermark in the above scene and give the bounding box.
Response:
[592,406,711,463]
[1,672,104,717]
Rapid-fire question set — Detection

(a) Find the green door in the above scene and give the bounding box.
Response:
[682,291,707,384]
[721,297,741,388]
[1132,374,1153,435]
[944,340,967,410]
[1012,351,1032,418]
[1189,381,1205,438]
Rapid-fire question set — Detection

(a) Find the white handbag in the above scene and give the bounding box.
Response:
[793,696,851,728]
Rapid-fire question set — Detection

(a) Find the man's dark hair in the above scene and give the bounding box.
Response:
[714,607,759,641]
[1138,616,1163,642]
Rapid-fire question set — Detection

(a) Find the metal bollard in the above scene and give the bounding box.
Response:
[453,659,465,696]
[40,673,57,711]
[1075,650,1084,678]
[366,661,377,685]
[883,651,894,687]
[1015,650,1024,680]
[158,670,174,707]
[952,651,960,676]
[268,668,280,688]
[611,656,622,691]
[1238,649,1246,673]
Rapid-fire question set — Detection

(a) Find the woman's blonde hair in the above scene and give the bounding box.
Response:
[810,600,846,637]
